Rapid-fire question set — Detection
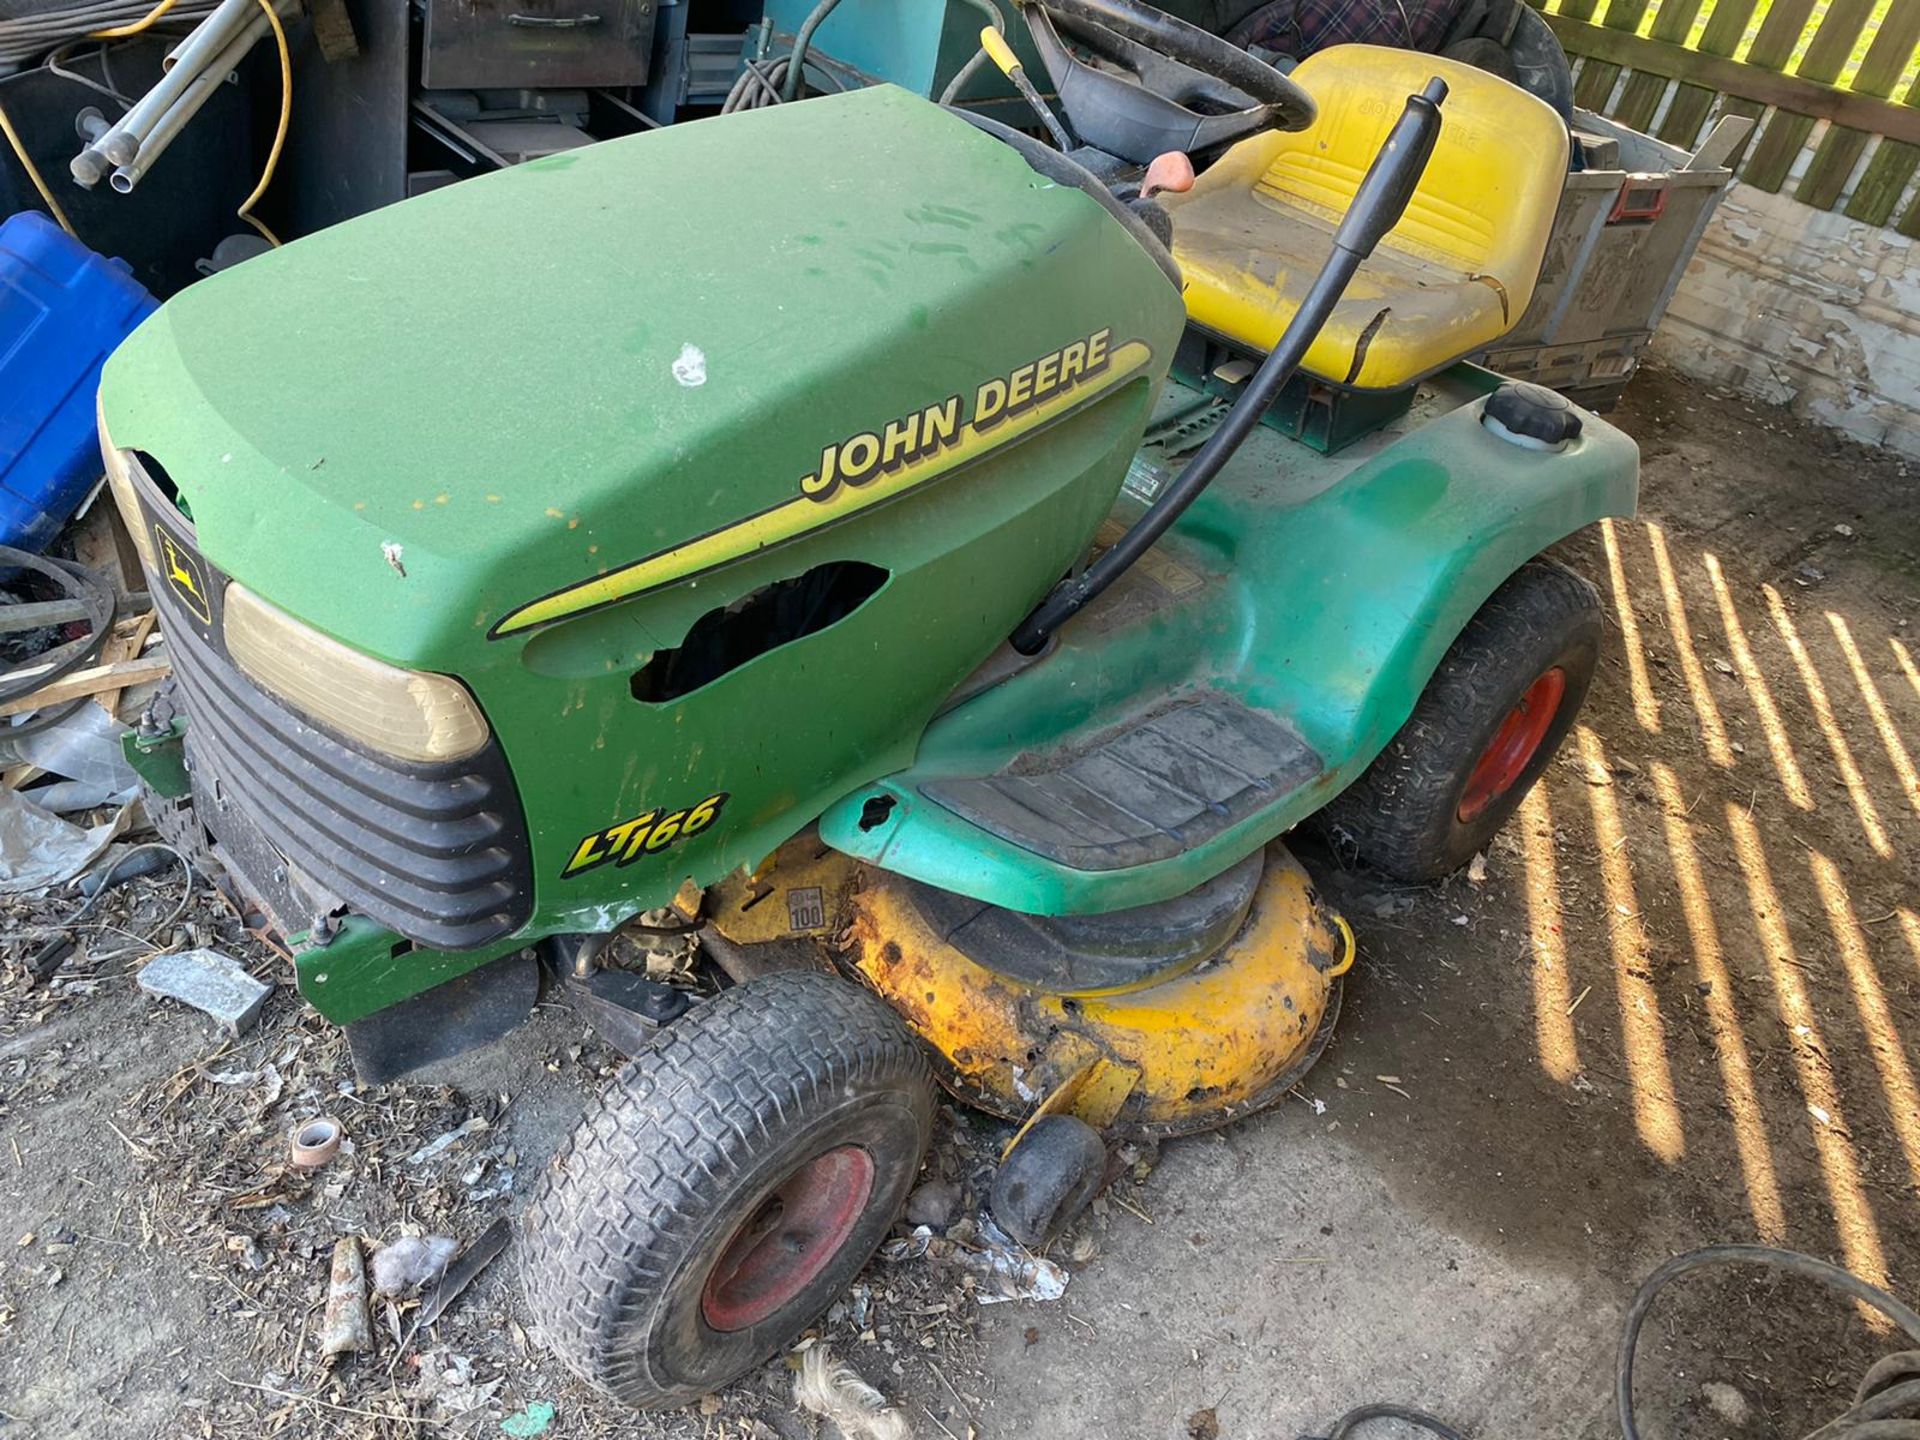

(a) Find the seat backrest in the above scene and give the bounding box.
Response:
[1213,44,1568,299]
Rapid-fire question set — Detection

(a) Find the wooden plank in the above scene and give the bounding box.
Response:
[1743,0,1876,199]
[1605,0,1707,135]
[1697,0,1762,58]
[1798,0,1881,84]
[1744,0,1819,71]
[1797,6,1920,213]
[1901,176,1920,236]
[1846,137,1920,224]
[1575,58,1624,108]
[0,654,171,718]
[1712,0,1817,184]
[1560,0,1604,22]
[1599,0,1654,32]
[1650,0,1708,44]
[1797,125,1872,209]
[1741,110,1816,190]
[0,598,94,634]
[3,762,46,790]
[1848,2,1920,95]
[1718,95,1766,169]
[1543,15,1920,147]
[92,611,157,718]
[1613,68,1671,129]
[65,497,142,604]
[1657,81,1720,145]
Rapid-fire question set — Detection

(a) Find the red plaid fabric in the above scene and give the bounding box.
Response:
[1226,0,1463,57]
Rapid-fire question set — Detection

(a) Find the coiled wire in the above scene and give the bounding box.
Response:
[1620,1246,1920,1440]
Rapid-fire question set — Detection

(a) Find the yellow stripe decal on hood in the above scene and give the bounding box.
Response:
[490,331,1153,638]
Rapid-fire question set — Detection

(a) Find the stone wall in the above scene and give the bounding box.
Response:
[1651,178,1920,461]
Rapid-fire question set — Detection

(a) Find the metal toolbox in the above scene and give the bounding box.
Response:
[1477,108,1749,405]
[421,0,659,90]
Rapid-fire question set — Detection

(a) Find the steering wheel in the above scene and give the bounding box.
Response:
[1020,0,1316,166]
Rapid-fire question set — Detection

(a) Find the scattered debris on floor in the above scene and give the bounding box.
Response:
[321,1237,373,1360]
[371,1233,459,1296]
[793,1343,912,1440]
[137,946,273,1034]
[288,1115,342,1169]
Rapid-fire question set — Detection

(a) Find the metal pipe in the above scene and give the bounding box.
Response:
[76,0,257,173]
[74,107,111,143]
[107,6,266,192]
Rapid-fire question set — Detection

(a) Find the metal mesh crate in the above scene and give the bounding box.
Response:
[1477,109,1749,407]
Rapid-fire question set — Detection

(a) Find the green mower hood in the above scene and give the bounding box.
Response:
[98,82,1188,964]
[100,84,1180,665]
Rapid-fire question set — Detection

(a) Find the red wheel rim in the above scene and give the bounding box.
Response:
[1457,667,1567,823]
[700,1145,875,1333]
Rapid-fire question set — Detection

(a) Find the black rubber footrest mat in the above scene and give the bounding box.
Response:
[921,690,1321,871]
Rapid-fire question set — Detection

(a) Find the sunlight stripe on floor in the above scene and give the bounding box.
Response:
[1810,851,1920,1192]
[1762,585,1893,858]
[1578,726,1684,1164]
[1519,784,1580,1084]
[1602,518,1661,735]
[1725,805,1888,1294]
[1826,612,1920,821]
[1646,524,1734,767]
[1703,553,1813,810]
[1653,762,1784,1239]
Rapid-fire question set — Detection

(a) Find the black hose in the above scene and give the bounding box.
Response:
[778,0,848,101]
[1009,77,1448,655]
[1619,1246,1920,1440]
[1309,1403,1466,1440]
[1305,1246,1920,1440]
[937,0,1008,105]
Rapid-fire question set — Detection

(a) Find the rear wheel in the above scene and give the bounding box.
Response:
[1313,557,1601,882]
[522,970,935,1409]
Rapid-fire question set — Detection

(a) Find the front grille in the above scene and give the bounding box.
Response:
[150,559,532,951]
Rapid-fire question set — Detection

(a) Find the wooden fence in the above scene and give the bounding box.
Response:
[1530,0,1920,234]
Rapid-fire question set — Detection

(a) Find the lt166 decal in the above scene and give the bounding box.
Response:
[562,791,728,877]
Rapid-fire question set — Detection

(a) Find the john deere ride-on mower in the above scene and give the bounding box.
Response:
[96,0,1635,1407]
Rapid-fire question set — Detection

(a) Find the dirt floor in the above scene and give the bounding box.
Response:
[2,360,1917,1440]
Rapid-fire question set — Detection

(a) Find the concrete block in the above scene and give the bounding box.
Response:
[138,948,273,1034]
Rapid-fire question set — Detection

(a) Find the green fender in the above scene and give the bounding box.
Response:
[819,369,1639,913]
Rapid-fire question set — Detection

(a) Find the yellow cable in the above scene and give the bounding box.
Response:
[89,0,182,40]
[1325,914,1358,978]
[235,0,289,247]
[0,96,78,237]
[979,24,1020,78]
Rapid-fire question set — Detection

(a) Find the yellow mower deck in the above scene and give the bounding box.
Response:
[712,837,1354,1140]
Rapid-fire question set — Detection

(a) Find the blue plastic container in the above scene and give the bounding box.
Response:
[0,212,158,552]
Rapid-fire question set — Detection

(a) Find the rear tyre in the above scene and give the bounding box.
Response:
[521,970,935,1410]
[1313,557,1602,882]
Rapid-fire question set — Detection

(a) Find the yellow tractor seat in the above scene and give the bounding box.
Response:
[1164,45,1570,391]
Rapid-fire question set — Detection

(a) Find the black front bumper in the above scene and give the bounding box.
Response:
[137,487,532,951]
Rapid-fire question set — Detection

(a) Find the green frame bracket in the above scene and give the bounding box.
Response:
[293,914,534,1026]
[121,718,191,799]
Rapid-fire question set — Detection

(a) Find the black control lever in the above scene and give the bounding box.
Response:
[1011,76,1449,655]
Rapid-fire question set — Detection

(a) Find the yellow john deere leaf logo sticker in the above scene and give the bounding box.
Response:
[489,328,1152,638]
[156,527,213,625]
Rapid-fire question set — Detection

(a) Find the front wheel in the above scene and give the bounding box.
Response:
[1312,557,1602,882]
[521,970,935,1409]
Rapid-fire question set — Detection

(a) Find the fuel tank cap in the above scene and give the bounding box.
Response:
[1483,381,1583,450]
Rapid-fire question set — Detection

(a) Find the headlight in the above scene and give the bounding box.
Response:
[223,584,491,763]
[97,397,158,573]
